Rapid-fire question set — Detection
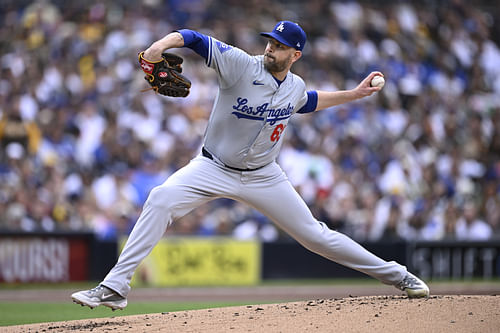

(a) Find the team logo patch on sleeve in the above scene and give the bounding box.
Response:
[216,41,232,53]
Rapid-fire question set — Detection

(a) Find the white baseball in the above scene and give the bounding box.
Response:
[370,75,385,88]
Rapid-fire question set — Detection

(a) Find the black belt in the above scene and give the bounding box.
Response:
[202,147,265,172]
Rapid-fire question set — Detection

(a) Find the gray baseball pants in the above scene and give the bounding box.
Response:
[102,155,407,297]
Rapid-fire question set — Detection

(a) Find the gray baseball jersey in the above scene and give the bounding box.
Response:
[100,30,408,298]
[202,38,307,169]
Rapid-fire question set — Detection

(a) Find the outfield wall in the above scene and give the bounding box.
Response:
[0,233,499,284]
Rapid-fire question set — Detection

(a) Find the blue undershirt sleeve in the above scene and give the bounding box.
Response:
[176,29,210,61]
[297,90,318,114]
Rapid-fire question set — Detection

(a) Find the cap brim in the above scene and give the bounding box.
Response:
[260,32,295,49]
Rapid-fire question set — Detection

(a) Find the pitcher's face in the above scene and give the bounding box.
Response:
[263,38,300,74]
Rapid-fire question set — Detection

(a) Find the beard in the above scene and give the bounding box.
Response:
[264,53,291,73]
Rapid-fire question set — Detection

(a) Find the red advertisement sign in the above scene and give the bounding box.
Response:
[0,236,89,282]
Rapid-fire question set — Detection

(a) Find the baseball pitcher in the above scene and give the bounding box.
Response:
[72,21,429,310]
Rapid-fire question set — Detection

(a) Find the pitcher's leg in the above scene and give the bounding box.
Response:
[101,157,229,296]
[242,177,406,285]
[101,183,210,296]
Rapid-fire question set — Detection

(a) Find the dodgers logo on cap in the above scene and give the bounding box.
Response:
[260,21,307,51]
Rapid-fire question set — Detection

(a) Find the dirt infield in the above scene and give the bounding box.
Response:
[6,295,500,333]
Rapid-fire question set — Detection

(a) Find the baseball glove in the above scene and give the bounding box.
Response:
[139,51,191,97]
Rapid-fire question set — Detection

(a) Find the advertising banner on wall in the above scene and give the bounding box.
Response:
[410,241,500,280]
[127,237,261,286]
[0,235,90,283]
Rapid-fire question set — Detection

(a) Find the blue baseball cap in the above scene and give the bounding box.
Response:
[260,21,306,51]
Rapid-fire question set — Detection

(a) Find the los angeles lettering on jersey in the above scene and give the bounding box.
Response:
[232,97,294,125]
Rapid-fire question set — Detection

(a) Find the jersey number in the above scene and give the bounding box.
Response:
[270,124,286,142]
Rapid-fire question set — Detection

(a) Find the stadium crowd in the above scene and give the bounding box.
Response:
[1,0,500,242]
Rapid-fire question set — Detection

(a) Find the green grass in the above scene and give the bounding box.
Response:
[0,301,253,327]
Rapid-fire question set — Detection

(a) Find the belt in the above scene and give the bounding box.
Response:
[201,147,265,172]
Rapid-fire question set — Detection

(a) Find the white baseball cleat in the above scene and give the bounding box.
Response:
[395,272,430,298]
[71,285,127,311]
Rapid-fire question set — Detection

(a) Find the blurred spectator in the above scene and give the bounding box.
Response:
[0,98,41,154]
[455,201,493,240]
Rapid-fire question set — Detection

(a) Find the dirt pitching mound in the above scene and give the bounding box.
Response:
[7,295,500,333]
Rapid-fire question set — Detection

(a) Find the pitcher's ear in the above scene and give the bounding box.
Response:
[293,50,302,62]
